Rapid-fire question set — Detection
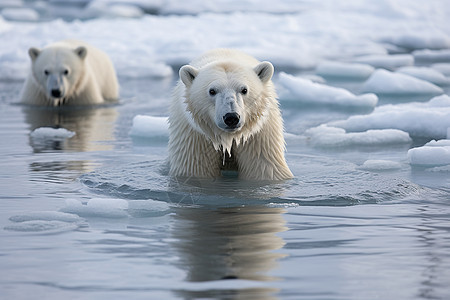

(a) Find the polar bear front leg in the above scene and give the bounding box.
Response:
[168,129,222,178]
[236,133,293,181]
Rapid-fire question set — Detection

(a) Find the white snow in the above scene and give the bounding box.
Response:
[408,139,450,166]
[397,66,450,86]
[361,69,444,95]
[278,72,378,108]
[330,95,450,139]
[353,54,414,70]
[30,127,76,139]
[315,61,374,79]
[359,160,402,171]
[305,125,411,148]
[129,115,168,138]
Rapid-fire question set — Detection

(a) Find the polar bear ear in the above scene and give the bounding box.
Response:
[28,47,41,61]
[179,65,199,87]
[74,46,87,60]
[254,61,274,83]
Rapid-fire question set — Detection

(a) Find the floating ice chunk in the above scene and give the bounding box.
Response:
[5,211,83,232]
[408,139,450,166]
[397,66,450,86]
[413,49,450,64]
[316,61,374,79]
[331,95,450,139]
[4,220,79,232]
[278,72,378,108]
[61,198,129,218]
[129,115,168,138]
[30,127,76,139]
[353,54,413,70]
[1,8,39,21]
[359,160,402,171]
[9,211,82,223]
[426,165,450,172]
[128,200,171,217]
[432,63,450,76]
[361,69,443,95]
[305,124,411,148]
[381,33,450,50]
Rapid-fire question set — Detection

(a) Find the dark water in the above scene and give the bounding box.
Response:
[1,76,450,300]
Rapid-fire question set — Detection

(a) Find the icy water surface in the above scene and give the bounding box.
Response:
[1,74,450,300]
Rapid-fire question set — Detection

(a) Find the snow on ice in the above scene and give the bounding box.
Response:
[315,61,374,79]
[330,95,450,139]
[353,54,414,70]
[359,160,402,171]
[305,125,411,148]
[408,139,450,167]
[278,72,378,108]
[397,66,450,86]
[361,69,444,95]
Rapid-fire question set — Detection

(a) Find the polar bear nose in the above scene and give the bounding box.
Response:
[51,89,62,98]
[223,112,240,128]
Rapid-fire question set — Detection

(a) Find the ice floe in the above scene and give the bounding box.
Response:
[353,54,414,70]
[330,95,450,139]
[129,115,169,139]
[432,63,450,76]
[278,72,378,108]
[60,198,171,218]
[413,49,450,63]
[5,211,83,232]
[304,125,411,148]
[61,198,130,218]
[1,8,39,22]
[361,69,444,95]
[380,32,450,51]
[315,61,374,79]
[397,66,450,86]
[30,127,76,139]
[408,139,450,167]
[359,160,402,171]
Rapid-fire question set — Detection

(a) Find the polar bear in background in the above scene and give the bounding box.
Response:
[20,40,119,106]
[168,49,293,181]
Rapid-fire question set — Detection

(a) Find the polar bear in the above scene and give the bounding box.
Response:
[20,40,119,106]
[168,49,293,181]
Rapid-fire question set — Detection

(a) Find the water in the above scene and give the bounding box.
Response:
[1,72,449,300]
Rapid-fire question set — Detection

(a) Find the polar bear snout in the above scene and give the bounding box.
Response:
[51,89,62,98]
[223,112,240,128]
[46,73,66,99]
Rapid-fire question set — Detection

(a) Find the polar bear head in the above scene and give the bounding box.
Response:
[28,45,87,106]
[179,60,275,152]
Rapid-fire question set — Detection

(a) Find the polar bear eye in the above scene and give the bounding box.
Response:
[44,70,49,76]
[209,88,217,96]
[241,87,248,95]
[63,69,69,75]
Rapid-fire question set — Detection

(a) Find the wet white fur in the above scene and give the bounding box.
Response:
[168,49,293,180]
[20,40,119,106]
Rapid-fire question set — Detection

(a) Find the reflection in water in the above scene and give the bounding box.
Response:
[171,205,287,299]
[29,160,98,183]
[23,105,118,152]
